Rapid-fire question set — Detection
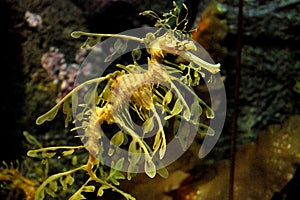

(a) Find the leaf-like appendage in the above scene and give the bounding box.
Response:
[114,39,127,54]
[60,174,74,190]
[183,108,191,121]
[111,131,125,147]
[63,97,72,128]
[23,131,42,148]
[82,185,95,193]
[164,98,183,120]
[113,158,125,171]
[153,131,162,152]
[104,39,128,62]
[131,47,142,62]
[61,149,75,157]
[27,150,39,158]
[42,151,57,159]
[97,185,110,197]
[198,123,215,136]
[70,31,84,39]
[145,159,156,178]
[143,117,154,134]
[36,106,59,125]
[191,100,202,118]
[159,140,166,159]
[157,167,169,179]
[162,90,173,110]
[45,181,58,197]
[129,140,140,154]
[176,121,191,151]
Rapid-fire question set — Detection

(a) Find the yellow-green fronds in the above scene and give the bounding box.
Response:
[293,77,300,94]
[140,1,190,35]
[0,160,38,200]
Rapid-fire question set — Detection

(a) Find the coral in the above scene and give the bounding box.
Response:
[169,115,300,200]
[24,11,42,28]
[41,47,82,102]
[28,2,222,200]
[41,47,68,81]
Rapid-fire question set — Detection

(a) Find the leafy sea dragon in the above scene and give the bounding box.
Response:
[29,2,221,200]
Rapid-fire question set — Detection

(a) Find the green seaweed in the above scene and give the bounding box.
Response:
[293,77,300,94]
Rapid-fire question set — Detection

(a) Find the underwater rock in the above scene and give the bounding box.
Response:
[191,1,228,62]
[71,0,171,33]
[225,0,300,41]
[237,46,300,135]
[3,0,88,135]
[168,115,300,200]
[0,0,89,163]
[220,0,300,150]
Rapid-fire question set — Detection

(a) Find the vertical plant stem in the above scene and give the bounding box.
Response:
[229,0,244,199]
